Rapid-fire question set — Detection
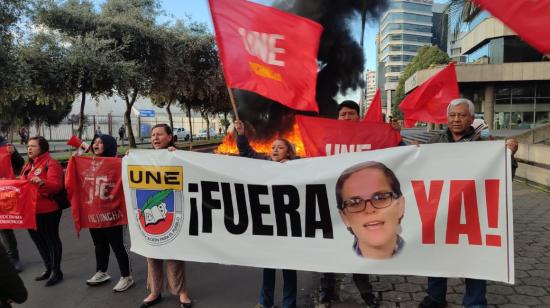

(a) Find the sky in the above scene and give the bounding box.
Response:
[92,0,447,102]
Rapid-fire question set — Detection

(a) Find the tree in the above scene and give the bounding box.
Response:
[0,0,26,103]
[34,0,119,138]
[392,45,450,118]
[98,0,167,148]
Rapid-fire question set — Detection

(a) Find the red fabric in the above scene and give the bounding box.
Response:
[0,146,14,179]
[20,153,63,214]
[472,0,550,54]
[209,0,323,112]
[0,180,38,230]
[66,156,127,236]
[399,63,459,128]
[363,88,383,123]
[296,115,402,157]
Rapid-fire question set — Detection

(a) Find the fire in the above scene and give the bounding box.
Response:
[215,123,306,157]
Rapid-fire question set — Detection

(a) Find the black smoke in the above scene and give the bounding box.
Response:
[235,0,388,139]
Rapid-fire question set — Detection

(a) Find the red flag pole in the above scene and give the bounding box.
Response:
[226,86,240,122]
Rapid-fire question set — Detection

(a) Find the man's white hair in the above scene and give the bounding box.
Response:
[447,98,475,116]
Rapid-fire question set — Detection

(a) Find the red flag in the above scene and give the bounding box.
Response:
[66,156,127,236]
[0,180,38,230]
[472,0,550,54]
[363,89,383,123]
[0,146,14,179]
[209,0,323,112]
[399,63,459,128]
[296,115,401,157]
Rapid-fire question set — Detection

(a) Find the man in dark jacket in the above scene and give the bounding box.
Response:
[319,101,379,307]
[419,98,486,308]
[0,136,25,272]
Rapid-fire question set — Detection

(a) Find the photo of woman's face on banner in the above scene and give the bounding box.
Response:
[336,161,405,260]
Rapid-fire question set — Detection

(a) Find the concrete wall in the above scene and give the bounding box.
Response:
[513,124,550,144]
[460,17,516,54]
[515,141,550,190]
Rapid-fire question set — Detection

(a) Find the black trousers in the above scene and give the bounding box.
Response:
[89,225,130,277]
[0,229,19,260]
[321,273,373,295]
[28,210,63,271]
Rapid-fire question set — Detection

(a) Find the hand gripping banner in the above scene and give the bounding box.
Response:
[123,142,514,283]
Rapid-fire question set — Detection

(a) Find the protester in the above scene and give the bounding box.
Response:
[321,101,378,307]
[0,136,25,273]
[472,119,491,140]
[0,244,27,308]
[234,120,297,308]
[336,161,405,260]
[141,124,192,308]
[419,98,486,308]
[118,124,125,145]
[506,138,519,179]
[20,136,64,286]
[18,127,27,145]
[78,134,134,292]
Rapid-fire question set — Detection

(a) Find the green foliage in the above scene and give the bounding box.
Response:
[392,45,450,119]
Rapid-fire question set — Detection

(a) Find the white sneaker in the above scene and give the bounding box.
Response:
[86,271,111,286]
[113,276,134,292]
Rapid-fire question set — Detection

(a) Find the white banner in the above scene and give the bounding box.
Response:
[122,141,514,283]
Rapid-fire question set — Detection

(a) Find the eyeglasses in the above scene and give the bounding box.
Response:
[339,192,400,213]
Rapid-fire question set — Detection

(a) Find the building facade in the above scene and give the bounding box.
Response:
[405,13,550,129]
[378,0,435,115]
[364,70,377,108]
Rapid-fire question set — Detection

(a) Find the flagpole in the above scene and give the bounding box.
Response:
[226,86,240,122]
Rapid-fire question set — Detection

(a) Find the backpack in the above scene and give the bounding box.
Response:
[44,162,71,210]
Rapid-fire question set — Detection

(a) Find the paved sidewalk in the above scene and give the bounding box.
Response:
[316,181,550,308]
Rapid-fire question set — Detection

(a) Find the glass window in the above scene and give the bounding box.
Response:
[512,85,535,98]
[536,82,550,97]
[495,86,510,100]
[390,1,432,13]
[384,13,432,24]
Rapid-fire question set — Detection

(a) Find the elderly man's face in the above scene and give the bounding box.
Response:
[338,107,360,122]
[448,103,474,135]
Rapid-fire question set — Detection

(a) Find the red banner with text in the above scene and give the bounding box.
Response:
[0,180,38,230]
[66,156,127,236]
[296,115,402,157]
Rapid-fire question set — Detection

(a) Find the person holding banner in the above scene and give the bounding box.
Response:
[335,161,405,259]
[141,124,192,308]
[0,136,25,273]
[419,98,486,308]
[319,101,379,307]
[234,120,297,308]
[77,134,134,292]
[20,136,64,286]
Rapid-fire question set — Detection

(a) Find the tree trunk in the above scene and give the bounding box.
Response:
[78,91,86,138]
[125,90,139,148]
[166,99,174,129]
[205,115,210,139]
[186,102,193,146]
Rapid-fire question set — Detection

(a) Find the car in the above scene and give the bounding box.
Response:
[173,127,190,142]
[195,128,218,139]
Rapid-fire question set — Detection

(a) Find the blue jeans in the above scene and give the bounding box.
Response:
[427,277,487,308]
[258,268,297,308]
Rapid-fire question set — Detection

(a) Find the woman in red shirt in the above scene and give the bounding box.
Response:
[20,136,64,286]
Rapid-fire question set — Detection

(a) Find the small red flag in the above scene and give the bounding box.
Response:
[296,115,401,157]
[0,147,14,179]
[472,0,550,54]
[66,156,127,236]
[363,88,383,123]
[209,0,323,112]
[0,180,38,230]
[399,63,459,128]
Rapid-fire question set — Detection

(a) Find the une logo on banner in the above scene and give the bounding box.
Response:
[128,166,184,245]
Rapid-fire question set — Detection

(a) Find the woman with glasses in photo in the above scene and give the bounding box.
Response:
[335,161,405,260]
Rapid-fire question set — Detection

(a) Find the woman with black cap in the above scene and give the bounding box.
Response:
[82,134,134,292]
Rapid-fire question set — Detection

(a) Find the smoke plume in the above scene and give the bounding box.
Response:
[236,0,388,139]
